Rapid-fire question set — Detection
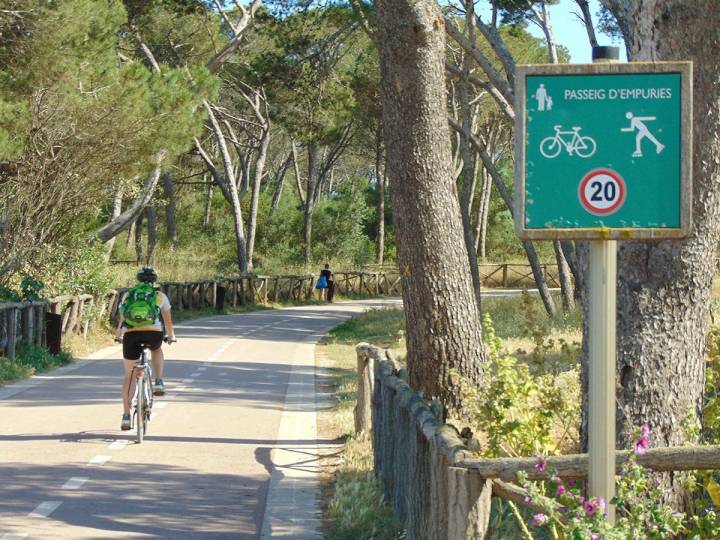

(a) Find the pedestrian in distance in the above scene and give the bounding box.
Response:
[115,266,176,431]
[327,269,336,303]
[315,263,332,301]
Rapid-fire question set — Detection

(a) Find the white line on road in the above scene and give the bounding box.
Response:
[203,362,212,366]
[197,367,208,371]
[28,501,62,518]
[108,440,129,450]
[182,378,194,383]
[154,401,168,409]
[165,393,177,399]
[191,372,201,377]
[88,455,111,465]
[219,372,228,377]
[1,533,28,539]
[62,477,88,490]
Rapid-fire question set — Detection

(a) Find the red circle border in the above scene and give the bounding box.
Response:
[578,168,627,216]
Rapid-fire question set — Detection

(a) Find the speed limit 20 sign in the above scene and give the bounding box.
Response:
[579,169,626,216]
[514,62,692,240]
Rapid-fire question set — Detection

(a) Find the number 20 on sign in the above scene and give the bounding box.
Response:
[514,62,693,241]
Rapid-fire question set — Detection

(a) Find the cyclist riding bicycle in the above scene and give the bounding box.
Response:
[115,266,176,431]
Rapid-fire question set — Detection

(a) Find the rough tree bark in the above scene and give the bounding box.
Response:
[377,0,486,405]
[375,125,386,265]
[578,0,720,508]
[458,0,483,310]
[475,167,491,259]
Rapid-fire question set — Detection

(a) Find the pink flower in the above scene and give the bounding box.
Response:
[532,513,549,526]
[524,495,532,504]
[556,485,566,496]
[584,500,599,516]
[591,535,600,540]
[534,457,547,473]
[634,423,651,455]
[551,475,562,484]
[598,497,606,511]
[567,479,576,487]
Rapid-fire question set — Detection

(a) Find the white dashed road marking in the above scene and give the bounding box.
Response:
[28,501,62,518]
[1,533,28,539]
[89,455,111,465]
[197,367,208,371]
[62,477,88,490]
[182,378,194,383]
[108,440,129,450]
[219,372,228,377]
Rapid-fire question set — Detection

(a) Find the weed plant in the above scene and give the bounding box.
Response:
[0,344,72,385]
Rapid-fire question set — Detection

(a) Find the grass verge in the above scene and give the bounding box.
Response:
[0,343,72,386]
[318,308,405,540]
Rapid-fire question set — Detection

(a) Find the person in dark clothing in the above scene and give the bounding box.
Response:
[316,263,332,300]
[326,268,335,302]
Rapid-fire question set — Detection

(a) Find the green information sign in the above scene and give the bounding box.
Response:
[515,62,692,240]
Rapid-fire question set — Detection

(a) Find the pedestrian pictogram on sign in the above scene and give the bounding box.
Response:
[578,169,626,216]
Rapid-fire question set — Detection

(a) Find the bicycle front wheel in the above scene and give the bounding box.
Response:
[539,137,561,158]
[136,376,145,444]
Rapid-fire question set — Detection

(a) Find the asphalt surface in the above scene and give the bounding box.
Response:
[0,299,400,540]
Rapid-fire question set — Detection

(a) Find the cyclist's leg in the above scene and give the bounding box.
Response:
[121,333,143,415]
[122,359,137,415]
[151,346,164,379]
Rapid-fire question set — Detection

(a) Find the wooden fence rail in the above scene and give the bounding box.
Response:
[0,301,46,360]
[357,343,720,539]
[1,263,561,357]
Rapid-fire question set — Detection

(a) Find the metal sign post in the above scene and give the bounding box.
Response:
[588,238,616,522]
[514,54,692,524]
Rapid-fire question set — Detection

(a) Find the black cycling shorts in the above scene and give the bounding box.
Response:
[123,330,163,360]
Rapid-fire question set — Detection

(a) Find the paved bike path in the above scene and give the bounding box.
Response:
[0,299,399,539]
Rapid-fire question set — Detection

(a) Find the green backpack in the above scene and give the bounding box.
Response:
[121,283,159,328]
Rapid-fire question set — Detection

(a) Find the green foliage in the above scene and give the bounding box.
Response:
[520,437,720,539]
[451,313,580,458]
[0,275,45,301]
[0,345,72,385]
[34,240,114,297]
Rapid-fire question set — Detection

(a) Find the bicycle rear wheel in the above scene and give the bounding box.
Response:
[136,376,145,444]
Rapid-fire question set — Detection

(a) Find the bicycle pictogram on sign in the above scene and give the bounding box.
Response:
[540,125,597,159]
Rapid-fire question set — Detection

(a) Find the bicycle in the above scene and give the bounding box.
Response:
[539,125,597,158]
[115,336,175,444]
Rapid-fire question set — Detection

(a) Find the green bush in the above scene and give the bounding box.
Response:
[0,344,72,385]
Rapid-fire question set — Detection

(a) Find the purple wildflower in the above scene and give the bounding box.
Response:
[556,485,566,496]
[583,500,599,516]
[534,457,547,473]
[591,535,600,540]
[532,513,549,526]
[524,495,532,504]
[634,423,651,455]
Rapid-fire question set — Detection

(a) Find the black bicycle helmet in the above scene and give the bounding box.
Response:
[136,266,157,283]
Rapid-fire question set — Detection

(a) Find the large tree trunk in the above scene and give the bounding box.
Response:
[271,152,292,212]
[146,204,157,265]
[475,167,491,260]
[246,125,270,271]
[377,0,487,406]
[97,150,165,243]
[375,125,386,265]
[580,0,720,508]
[303,143,319,264]
[458,0,482,310]
[203,175,213,229]
[162,173,177,249]
[134,213,144,265]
